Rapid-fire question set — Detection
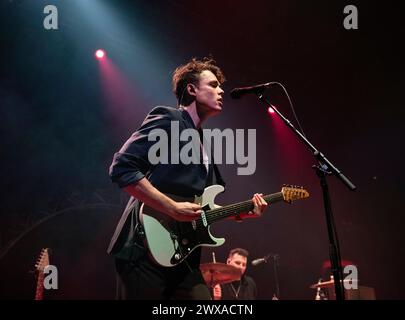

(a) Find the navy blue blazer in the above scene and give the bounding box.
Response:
[108,106,224,261]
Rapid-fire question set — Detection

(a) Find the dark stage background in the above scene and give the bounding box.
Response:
[1,0,404,299]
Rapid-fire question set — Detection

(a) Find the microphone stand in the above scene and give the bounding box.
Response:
[258,253,280,299]
[256,92,356,301]
[272,254,280,299]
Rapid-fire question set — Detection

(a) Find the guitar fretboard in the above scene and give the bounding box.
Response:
[199,192,284,225]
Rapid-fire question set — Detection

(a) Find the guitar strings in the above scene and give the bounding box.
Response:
[194,193,284,227]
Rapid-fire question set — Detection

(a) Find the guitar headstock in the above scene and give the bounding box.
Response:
[281,185,310,203]
[35,248,50,273]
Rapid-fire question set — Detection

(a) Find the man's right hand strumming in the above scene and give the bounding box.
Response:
[168,201,202,222]
[124,177,202,222]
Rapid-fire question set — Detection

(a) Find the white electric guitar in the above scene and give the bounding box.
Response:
[140,184,309,267]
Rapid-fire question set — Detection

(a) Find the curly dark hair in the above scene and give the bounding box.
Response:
[172,57,225,106]
[229,248,249,259]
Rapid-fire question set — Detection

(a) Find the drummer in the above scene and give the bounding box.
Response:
[213,248,257,300]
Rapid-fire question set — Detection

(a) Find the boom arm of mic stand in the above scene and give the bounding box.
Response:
[259,95,356,191]
[256,93,356,301]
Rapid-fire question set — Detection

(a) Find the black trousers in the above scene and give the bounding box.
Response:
[115,255,212,300]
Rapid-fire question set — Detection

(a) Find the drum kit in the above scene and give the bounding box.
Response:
[199,261,361,300]
[310,277,358,289]
[200,253,364,299]
[310,276,361,300]
[199,262,242,288]
[200,252,242,289]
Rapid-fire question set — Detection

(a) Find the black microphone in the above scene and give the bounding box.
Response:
[251,254,271,266]
[230,82,273,99]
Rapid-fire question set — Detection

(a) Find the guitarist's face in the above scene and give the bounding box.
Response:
[193,70,224,117]
[227,253,247,275]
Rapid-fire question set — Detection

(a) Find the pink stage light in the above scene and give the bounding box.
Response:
[95,49,105,59]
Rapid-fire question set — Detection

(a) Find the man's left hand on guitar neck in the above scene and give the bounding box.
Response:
[234,193,268,222]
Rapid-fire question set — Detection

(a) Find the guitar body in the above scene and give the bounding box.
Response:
[139,185,226,267]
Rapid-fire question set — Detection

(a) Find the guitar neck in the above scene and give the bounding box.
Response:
[205,192,284,224]
[34,273,44,300]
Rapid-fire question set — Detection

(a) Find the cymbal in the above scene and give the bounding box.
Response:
[310,279,359,289]
[200,262,242,287]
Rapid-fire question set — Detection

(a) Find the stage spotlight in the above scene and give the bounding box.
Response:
[268,106,275,114]
[95,49,105,59]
